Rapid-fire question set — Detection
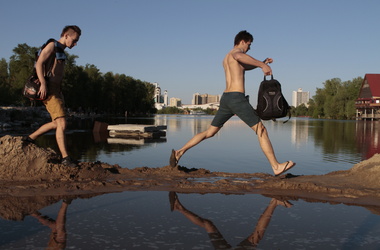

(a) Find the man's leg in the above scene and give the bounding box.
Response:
[55,117,69,159]
[171,125,221,166]
[169,192,231,249]
[28,121,58,141]
[252,122,295,176]
[241,198,292,247]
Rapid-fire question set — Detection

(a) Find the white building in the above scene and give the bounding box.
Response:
[169,97,182,107]
[152,82,161,103]
[292,88,310,107]
[192,93,221,105]
[163,90,168,106]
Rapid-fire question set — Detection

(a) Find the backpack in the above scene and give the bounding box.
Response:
[256,75,291,123]
[23,39,66,100]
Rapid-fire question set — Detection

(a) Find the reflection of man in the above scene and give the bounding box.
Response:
[30,199,72,249]
[169,192,292,249]
[170,30,295,176]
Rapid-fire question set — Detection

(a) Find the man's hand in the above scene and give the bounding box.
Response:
[264,58,273,64]
[38,82,47,100]
[262,58,273,75]
[262,64,272,75]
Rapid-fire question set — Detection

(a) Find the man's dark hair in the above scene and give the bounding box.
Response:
[61,25,82,37]
[234,30,253,45]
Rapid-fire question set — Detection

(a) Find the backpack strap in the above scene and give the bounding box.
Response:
[35,38,55,59]
[282,101,292,124]
[53,40,67,61]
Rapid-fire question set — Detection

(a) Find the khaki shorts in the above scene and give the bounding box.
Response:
[43,94,66,120]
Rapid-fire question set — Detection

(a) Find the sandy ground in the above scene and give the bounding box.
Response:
[1,135,380,220]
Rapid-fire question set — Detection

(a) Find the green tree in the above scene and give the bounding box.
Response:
[312,87,326,118]
[293,103,308,116]
[344,77,362,119]
[157,106,183,114]
[8,43,38,104]
[83,64,103,111]
[0,58,11,105]
[307,99,315,117]
[312,77,362,119]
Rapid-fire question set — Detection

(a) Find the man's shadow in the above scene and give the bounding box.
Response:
[169,192,292,249]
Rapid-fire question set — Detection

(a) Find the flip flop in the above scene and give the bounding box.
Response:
[169,149,177,167]
[275,161,295,177]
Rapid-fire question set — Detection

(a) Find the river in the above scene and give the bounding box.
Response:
[1,116,380,249]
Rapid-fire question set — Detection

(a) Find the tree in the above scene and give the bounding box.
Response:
[0,58,11,105]
[307,99,316,117]
[311,77,362,119]
[312,87,326,118]
[293,103,308,117]
[8,43,38,105]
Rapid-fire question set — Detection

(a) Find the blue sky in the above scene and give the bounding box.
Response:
[1,0,379,104]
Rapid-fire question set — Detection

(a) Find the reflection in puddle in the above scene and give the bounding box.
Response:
[169,192,292,249]
[1,192,380,249]
[30,199,72,249]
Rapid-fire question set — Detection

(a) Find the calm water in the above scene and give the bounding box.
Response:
[1,116,380,249]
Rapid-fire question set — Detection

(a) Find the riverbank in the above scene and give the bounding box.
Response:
[1,135,380,209]
[0,106,103,136]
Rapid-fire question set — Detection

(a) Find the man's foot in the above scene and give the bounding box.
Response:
[62,156,78,168]
[274,161,296,177]
[63,198,73,204]
[271,198,293,208]
[169,149,178,167]
[21,136,35,144]
[169,191,184,212]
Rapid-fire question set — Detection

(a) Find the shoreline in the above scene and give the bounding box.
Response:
[1,135,380,209]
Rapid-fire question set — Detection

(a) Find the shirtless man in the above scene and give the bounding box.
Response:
[170,30,295,176]
[23,25,81,167]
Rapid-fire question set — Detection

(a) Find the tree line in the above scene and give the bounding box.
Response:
[291,77,362,120]
[1,43,363,119]
[0,43,156,115]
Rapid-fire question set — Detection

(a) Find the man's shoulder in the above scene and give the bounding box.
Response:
[40,41,55,54]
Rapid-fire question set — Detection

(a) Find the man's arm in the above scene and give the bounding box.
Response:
[233,51,273,75]
[35,42,55,99]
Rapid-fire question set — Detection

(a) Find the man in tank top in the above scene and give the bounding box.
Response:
[23,25,81,167]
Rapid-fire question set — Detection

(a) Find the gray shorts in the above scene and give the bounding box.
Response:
[211,92,260,127]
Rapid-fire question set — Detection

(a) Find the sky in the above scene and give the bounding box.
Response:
[1,0,379,104]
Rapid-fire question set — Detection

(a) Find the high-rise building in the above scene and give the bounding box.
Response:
[164,90,168,106]
[192,93,221,105]
[153,82,161,103]
[169,97,182,107]
[292,88,310,107]
[153,83,168,110]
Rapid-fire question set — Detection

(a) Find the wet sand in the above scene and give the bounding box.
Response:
[1,135,380,208]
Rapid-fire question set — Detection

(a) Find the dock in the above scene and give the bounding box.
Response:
[107,124,167,139]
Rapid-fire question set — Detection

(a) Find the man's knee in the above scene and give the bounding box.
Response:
[54,117,67,131]
[252,122,266,137]
[205,126,220,138]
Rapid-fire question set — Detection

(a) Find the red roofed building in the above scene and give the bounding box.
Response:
[355,74,380,120]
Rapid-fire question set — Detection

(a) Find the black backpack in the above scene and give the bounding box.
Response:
[23,39,66,100]
[256,75,291,122]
